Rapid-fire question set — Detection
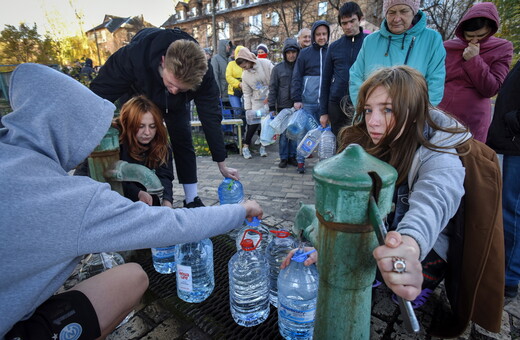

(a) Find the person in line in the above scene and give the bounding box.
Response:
[204,47,213,61]
[79,57,96,83]
[319,1,367,135]
[256,43,269,59]
[284,65,471,308]
[226,45,245,128]
[487,60,520,299]
[211,39,233,106]
[297,28,312,49]
[349,0,446,107]
[90,28,238,209]
[0,63,263,339]
[236,47,274,159]
[116,95,174,208]
[291,20,330,173]
[439,2,513,143]
[268,38,300,168]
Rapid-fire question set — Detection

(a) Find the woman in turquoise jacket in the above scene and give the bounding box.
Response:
[349,0,445,107]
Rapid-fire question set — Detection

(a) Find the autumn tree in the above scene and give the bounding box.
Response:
[0,24,43,64]
[422,0,474,41]
[492,0,520,65]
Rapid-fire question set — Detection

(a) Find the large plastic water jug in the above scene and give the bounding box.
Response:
[265,230,296,307]
[270,108,295,134]
[235,217,272,253]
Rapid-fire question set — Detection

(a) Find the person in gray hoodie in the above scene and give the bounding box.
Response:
[211,39,233,104]
[0,63,262,339]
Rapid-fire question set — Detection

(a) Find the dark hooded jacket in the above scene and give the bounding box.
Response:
[90,28,227,163]
[268,38,300,111]
[211,39,231,101]
[487,60,520,154]
[291,20,330,104]
[439,2,513,143]
[319,26,366,115]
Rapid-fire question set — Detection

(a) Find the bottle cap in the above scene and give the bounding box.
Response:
[291,249,317,263]
[270,230,291,238]
[239,229,262,251]
[246,216,260,227]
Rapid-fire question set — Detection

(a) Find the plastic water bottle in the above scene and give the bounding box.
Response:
[286,109,308,141]
[218,178,244,205]
[235,217,272,253]
[175,238,214,303]
[245,105,268,125]
[218,177,244,240]
[265,230,296,307]
[260,114,276,146]
[305,113,319,131]
[270,108,295,134]
[297,127,323,159]
[151,245,177,274]
[278,247,319,340]
[77,252,125,281]
[318,126,336,160]
[228,230,270,327]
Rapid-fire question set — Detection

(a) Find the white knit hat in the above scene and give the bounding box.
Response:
[383,0,420,15]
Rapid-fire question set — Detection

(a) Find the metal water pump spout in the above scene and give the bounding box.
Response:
[311,143,397,339]
[88,126,163,199]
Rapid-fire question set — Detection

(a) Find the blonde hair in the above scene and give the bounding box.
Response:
[164,40,208,90]
[338,66,468,185]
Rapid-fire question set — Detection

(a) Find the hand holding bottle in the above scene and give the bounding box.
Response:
[241,200,263,221]
[280,246,318,269]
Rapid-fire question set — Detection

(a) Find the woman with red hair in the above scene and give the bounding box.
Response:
[117,95,174,207]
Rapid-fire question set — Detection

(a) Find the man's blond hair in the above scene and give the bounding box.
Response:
[164,39,208,90]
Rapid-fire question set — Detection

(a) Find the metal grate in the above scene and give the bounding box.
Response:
[138,235,284,339]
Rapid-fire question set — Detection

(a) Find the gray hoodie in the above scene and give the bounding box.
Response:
[0,63,245,337]
[211,39,231,101]
[399,109,471,261]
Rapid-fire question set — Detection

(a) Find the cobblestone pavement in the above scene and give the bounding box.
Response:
[107,140,520,340]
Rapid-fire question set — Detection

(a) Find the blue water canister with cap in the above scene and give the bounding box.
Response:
[277,247,319,340]
[218,178,244,205]
[228,229,270,327]
[151,245,177,274]
[265,230,296,307]
[260,113,277,146]
[235,217,272,253]
[175,238,214,303]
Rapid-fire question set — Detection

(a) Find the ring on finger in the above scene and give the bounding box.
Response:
[392,257,406,273]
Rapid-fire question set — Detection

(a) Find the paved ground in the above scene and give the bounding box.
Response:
[105,139,519,340]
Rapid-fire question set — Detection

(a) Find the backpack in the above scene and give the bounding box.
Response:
[432,138,504,337]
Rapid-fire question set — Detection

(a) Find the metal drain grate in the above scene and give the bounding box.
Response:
[138,234,284,339]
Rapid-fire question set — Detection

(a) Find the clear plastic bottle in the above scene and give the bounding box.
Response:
[277,247,319,340]
[175,238,214,303]
[286,109,308,141]
[218,178,244,205]
[77,252,125,281]
[245,105,268,125]
[260,114,277,146]
[297,127,323,159]
[151,245,177,274]
[218,178,245,240]
[318,126,336,161]
[235,217,272,253]
[270,108,295,134]
[265,230,296,307]
[228,230,270,327]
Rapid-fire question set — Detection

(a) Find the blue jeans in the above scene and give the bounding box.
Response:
[278,131,296,160]
[503,154,520,287]
[303,102,320,123]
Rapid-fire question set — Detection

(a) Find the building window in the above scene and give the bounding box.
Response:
[218,21,230,40]
[218,0,226,10]
[205,4,211,14]
[249,14,262,34]
[179,10,185,20]
[193,27,199,39]
[318,2,328,16]
[271,12,279,26]
[293,8,302,22]
[236,0,244,6]
[207,24,213,37]
[99,30,107,43]
[191,7,198,17]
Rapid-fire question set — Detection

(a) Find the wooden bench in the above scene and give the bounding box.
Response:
[190,119,243,154]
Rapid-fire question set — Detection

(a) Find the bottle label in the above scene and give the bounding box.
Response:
[177,264,193,292]
[279,303,316,323]
[301,138,317,153]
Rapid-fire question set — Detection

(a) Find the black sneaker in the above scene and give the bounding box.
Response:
[297,163,305,174]
[183,196,205,208]
[288,157,298,166]
[278,159,288,168]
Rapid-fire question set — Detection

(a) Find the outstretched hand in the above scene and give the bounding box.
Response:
[218,161,239,180]
[241,200,263,221]
[373,231,423,301]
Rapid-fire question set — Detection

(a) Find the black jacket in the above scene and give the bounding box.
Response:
[268,38,300,111]
[90,28,227,162]
[487,60,520,155]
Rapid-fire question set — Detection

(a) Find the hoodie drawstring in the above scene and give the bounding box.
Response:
[401,33,408,50]
[404,36,416,65]
[385,36,392,56]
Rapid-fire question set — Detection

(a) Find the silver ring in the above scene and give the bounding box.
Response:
[392,257,406,273]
